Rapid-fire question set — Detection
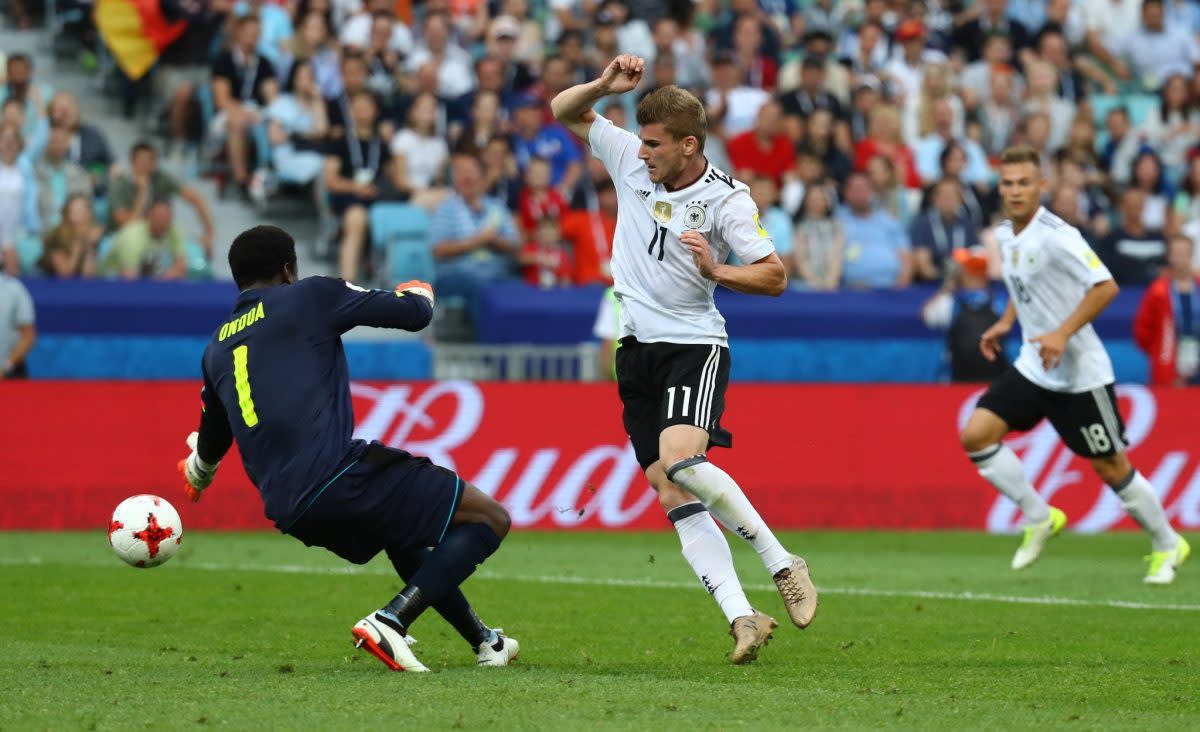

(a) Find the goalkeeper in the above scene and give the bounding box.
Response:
[178,225,517,672]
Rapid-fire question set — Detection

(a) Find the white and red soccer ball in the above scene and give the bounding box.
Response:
[108,495,183,568]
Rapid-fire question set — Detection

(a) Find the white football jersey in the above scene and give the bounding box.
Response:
[588,113,776,346]
[996,206,1115,393]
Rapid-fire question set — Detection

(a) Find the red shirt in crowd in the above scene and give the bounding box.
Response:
[726,129,795,185]
[518,187,568,233]
[559,208,616,284]
[1133,275,1200,385]
[520,240,575,287]
[853,138,922,189]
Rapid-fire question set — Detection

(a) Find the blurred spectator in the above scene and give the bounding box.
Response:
[780,147,829,217]
[327,53,374,138]
[323,91,402,281]
[1173,155,1200,223]
[838,171,913,289]
[39,194,101,278]
[921,247,1009,383]
[867,154,919,226]
[1022,61,1075,151]
[1049,183,1101,243]
[727,102,794,186]
[1032,25,1106,103]
[518,156,568,235]
[33,125,92,230]
[102,199,187,280]
[109,142,214,256]
[730,14,778,91]
[803,110,852,183]
[791,182,843,291]
[649,16,710,90]
[41,92,113,195]
[480,135,523,211]
[390,92,451,208]
[779,57,845,124]
[1134,234,1200,385]
[706,51,770,138]
[560,176,617,284]
[1129,150,1175,232]
[406,13,476,99]
[1052,154,1112,237]
[158,0,228,153]
[882,19,947,102]
[1,54,46,142]
[1042,0,1088,47]
[951,0,1032,64]
[480,15,538,98]
[431,154,520,323]
[1015,111,1055,164]
[914,98,991,187]
[959,34,1022,110]
[1110,0,1199,91]
[0,122,39,275]
[1101,106,1135,179]
[1097,188,1169,285]
[779,29,850,102]
[211,15,279,193]
[0,271,34,378]
[841,20,889,80]
[847,77,880,142]
[904,63,964,147]
[910,179,981,282]
[361,13,409,108]
[979,70,1021,156]
[713,0,782,62]
[501,3,547,65]
[854,105,921,189]
[264,60,330,186]
[587,12,624,83]
[519,217,574,288]
[453,91,507,155]
[278,12,342,99]
[1136,74,1200,177]
[1166,0,1200,32]
[748,174,793,258]
[599,0,654,60]
[339,1,414,57]
[510,94,582,197]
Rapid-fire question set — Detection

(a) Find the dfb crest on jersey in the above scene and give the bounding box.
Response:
[684,201,707,229]
[653,201,673,224]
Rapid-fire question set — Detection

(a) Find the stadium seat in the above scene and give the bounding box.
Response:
[15,233,41,273]
[184,238,212,280]
[369,202,436,285]
[1090,93,1158,151]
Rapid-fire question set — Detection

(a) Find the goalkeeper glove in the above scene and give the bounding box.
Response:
[178,431,219,503]
[395,279,434,305]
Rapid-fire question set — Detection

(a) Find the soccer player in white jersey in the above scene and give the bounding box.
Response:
[552,55,818,663]
[960,146,1190,584]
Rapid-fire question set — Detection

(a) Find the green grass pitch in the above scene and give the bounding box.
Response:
[1,530,1198,730]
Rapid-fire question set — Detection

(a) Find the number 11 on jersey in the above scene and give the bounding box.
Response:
[648,224,667,261]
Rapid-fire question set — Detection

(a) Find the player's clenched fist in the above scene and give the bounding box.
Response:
[598,54,645,94]
[395,280,434,305]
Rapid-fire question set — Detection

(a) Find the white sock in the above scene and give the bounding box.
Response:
[667,458,793,576]
[969,445,1050,524]
[1115,471,1179,552]
[670,503,754,624]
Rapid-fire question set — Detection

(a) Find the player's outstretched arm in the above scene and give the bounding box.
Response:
[179,372,234,503]
[551,54,644,141]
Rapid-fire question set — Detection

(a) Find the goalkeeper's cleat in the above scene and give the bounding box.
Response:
[1011,506,1067,570]
[729,610,777,665]
[353,612,429,672]
[474,629,520,667]
[772,555,818,629]
[1145,536,1191,585]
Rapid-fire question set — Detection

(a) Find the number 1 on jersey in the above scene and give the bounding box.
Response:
[648,224,667,261]
[232,344,260,428]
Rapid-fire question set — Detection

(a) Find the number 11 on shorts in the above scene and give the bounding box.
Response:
[666,386,692,419]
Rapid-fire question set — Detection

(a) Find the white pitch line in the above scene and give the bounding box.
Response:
[4,555,1200,612]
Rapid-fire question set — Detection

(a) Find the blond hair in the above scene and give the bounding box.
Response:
[1000,145,1041,167]
[636,85,707,151]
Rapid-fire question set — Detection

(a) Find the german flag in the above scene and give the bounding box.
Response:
[95,0,188,81]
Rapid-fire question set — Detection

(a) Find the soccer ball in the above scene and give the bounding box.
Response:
[108,495,184,568]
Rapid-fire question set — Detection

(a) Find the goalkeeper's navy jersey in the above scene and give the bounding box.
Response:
[197,276,432,528]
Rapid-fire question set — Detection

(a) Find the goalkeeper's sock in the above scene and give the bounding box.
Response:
[386,546,490,648]
[1114,470,1179,552]
[669,502,754,624]
[667,458,794,576]
[969,445,1050,523]
[381,522,502,631]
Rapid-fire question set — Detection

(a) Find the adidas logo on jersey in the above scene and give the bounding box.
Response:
[704,169,735,189]
[637,189,651,200]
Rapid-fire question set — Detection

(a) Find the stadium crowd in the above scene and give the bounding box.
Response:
[3,0,1200,379]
